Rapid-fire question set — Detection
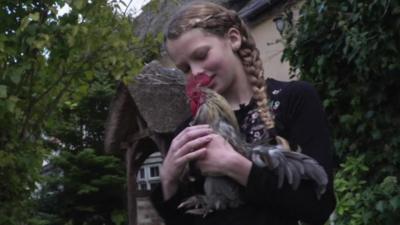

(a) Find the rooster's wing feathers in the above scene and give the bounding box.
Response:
[251,145,328,197]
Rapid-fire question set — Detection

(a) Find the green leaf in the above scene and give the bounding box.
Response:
[73,0,85,10]
[0,42,4,52]
[111,210,126,225]
[77,184,99,195]
[0,85,8,98]
[390,196,400,210]
[329,89,341,97]
[323,99,331,108]
[6,96,19,113]
[30,12,40,22]
[10,72,22,84]
[339,114,353,123]
[0,151,16,167]
[372,130,381,140]
[84,71,95,80]
[365,111,374,119]
[19,12,40,31]
[375,201,385,213]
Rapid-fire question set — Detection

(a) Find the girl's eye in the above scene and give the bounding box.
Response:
[195,51,207,60]
[193,47,209,60]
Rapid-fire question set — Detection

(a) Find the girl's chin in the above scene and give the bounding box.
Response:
[207,79,217,90]
[210,85,223,95]
[208,78,226,95]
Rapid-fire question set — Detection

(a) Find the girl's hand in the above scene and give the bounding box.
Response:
[160,125,213,200]
[196,134,252,186]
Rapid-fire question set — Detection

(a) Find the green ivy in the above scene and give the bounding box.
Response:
[282,0,400,224]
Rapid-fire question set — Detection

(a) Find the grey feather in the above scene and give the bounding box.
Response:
[251,145,328,197]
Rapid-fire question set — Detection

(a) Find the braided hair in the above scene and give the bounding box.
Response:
[166,2,287,146]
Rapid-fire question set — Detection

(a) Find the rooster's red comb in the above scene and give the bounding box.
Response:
[185,74,212,116]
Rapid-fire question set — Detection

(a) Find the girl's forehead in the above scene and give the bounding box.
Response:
[168,29,212,46]
[166,29,217,60]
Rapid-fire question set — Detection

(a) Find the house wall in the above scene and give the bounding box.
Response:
[250,1,303,81]
[251,12,291,81]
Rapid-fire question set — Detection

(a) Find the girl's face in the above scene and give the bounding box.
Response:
[166,28,244,97]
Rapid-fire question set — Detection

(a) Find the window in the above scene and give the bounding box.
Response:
[138,168,145,179]
[136,153,162,192]
[137,182,147,191]
[150,166,159,178]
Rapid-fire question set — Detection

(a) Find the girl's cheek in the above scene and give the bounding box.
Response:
[204,57,220,72]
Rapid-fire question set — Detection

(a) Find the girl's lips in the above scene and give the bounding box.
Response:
[191,73,214,88]
[206,75,215,88]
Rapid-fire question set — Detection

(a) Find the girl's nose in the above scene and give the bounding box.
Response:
[190,63,204,76]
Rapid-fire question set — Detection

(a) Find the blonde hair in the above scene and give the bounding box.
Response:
[166,2,275,132]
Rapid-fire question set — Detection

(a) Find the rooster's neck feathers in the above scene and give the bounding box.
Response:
[194,89,240,132]
[185,74,239,131]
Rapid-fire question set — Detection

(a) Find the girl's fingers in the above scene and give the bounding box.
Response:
[170,125,213,151]
[174,124,210,140]
[162,125,213,183]
[176,134,213,157]
[177,148,207,165]
[176,125,212,142]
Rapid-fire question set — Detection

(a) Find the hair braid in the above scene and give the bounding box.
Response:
[233,15,275,130]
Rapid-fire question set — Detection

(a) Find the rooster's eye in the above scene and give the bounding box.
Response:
[177,64,190,74]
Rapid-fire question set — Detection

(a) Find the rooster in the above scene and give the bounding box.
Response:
[179,74,328,216]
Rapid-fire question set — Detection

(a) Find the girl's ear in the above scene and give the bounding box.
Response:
[226,28,242,51]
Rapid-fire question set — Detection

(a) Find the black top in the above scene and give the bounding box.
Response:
[151,79,336,225]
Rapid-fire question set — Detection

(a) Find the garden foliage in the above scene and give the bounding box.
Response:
[282,0,400,224]
[0,0,161,224]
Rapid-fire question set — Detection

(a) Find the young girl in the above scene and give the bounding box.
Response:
[151,2,336,225]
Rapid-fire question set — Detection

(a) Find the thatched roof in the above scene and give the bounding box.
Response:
[104,82,139,153]
[104,61,189,153]
[127,61,190,133]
